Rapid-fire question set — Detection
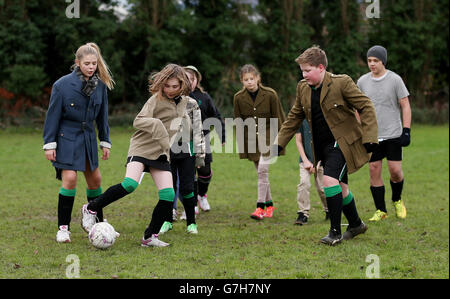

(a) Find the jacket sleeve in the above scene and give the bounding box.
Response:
[43,84,63,150]
[96,84,111,148]
[233,94,241,119]
[270,91,286,132]
[341,76,378,144]
[133,98,155,131]
[192,101,206,167]
[275,84,305,148]
[133,99,170,148]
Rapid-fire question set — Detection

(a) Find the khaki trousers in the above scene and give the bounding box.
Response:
[253,156,272,204]
[297,163,327,217]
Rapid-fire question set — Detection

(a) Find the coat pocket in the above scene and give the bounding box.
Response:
[56,131,75,165]
[343,129,368,172]
[323,101,348,127]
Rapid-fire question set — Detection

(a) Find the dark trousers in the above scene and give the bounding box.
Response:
[171,156,196,225]
[171,156,195,198]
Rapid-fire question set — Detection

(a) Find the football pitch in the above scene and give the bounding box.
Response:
[0,125,448,279]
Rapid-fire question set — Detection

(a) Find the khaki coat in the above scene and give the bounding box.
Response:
[276,72,378,174]
[233,85,286,161]
[128,94,205,166]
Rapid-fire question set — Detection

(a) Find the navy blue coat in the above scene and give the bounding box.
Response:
[43,70,111,172]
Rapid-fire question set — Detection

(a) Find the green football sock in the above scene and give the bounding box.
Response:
[59,187,76,197]
[342,191,354,206]
[121,177,139,193]
[159,188,175,202]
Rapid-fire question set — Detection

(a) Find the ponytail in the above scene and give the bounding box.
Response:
[74,42,115,90]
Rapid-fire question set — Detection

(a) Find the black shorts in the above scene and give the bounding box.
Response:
[369,138,403,162]
[317,142,348,184]
[126,155,171,172]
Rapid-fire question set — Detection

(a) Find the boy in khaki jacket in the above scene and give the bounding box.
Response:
[276,46,378,245]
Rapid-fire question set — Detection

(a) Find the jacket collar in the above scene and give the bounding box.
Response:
[254,87,267,108]
[319,72,332,104]
[240,86,267,108]
[302,72,332,117]
[160,94,188,118]
[177,96,189,117]
[69,70,88,98]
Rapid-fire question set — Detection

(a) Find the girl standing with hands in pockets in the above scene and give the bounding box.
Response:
[82,64,203,247]
[233,64,286,220]
[43,42,114,243]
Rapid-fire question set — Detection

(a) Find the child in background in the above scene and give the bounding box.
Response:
[184,65,225,212]
[294,120,328,225]
[233,64,286,220]
[357,45,411,221]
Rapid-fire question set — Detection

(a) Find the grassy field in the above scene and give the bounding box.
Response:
[0,125,448,279]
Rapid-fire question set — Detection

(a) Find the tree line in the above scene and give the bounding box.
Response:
[0,0,448,123]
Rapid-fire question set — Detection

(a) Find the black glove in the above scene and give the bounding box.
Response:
[363,142,378,153]
[400,127,411,147]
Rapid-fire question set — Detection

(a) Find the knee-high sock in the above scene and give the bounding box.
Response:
[197,164,212,197]
[370,185,386,212]
[58,188,76,229]
[390,180,404,202]
[87,187,103,222]
[198,181,209,197]
[324,185,343,235]
[197,170,212,196]
[144,188,175,239]
[342,191,362,228]
[87,178,138,212]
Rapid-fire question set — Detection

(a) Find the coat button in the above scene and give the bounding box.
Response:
[60,133,64,136]
[253,108,256,111]
[70,103,74,107]
[334,104,337,107]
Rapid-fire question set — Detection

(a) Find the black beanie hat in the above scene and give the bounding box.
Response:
[367,45,387,65]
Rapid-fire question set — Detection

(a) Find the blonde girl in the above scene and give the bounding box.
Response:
[43,42,114,243]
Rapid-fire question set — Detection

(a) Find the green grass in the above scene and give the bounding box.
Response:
[0,125,448,279]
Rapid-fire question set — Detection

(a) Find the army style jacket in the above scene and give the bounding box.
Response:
[277,72,378,174]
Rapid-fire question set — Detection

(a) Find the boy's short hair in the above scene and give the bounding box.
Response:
[295,45,328,68]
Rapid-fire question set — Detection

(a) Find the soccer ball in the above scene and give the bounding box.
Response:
[88,222,117,249]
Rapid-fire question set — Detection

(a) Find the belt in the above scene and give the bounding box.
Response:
[62,119,91,131]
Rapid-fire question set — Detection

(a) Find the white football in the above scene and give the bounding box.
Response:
[88,222,117,249]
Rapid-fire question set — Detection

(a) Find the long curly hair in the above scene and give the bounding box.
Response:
[148,63,192,97]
